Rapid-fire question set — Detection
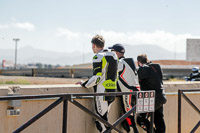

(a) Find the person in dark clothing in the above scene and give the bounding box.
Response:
[136,54,166,133]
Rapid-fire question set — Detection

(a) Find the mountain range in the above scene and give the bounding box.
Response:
[0,45,185,66]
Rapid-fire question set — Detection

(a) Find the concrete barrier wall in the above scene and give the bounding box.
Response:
[0,69,33,76]
[162,68,191,78]
[0,67,191,79]
[34,69,72,78]
[0,69,73,78]
[0,82,200,133]
[72,68,92,78]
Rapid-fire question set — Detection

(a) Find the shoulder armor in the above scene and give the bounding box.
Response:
[93,53,103,63]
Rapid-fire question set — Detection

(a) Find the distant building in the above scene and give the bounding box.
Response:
[2,60,14,69]
[186,39,200,61]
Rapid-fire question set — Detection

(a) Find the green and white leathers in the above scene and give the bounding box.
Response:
[83,49,118,103]
[82,49,118,132]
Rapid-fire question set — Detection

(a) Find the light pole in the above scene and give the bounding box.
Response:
[83,43,85,64]
[13,38,20,69]
[174,43,176,60]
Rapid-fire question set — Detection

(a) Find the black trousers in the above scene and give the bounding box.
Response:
[137,106,166,133]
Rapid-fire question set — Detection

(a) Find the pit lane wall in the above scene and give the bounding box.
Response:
[0,83,199,133]
[0,66,193,79]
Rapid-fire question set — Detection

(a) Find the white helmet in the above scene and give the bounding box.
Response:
[192,67,199,73]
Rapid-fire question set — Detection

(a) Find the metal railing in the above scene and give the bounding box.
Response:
[178,89,200,133]
[0,92,155,133]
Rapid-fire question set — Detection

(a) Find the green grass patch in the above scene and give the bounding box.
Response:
[0,79,30,85]
[5,81,15,84]
[168,78,184,82]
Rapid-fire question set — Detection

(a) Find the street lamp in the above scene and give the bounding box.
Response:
[83,43,85,64]
[13,38,20,69]
[174,43,176,60]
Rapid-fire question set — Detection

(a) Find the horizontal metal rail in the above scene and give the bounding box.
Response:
[181,89,200,92]
[0,92,137,101]
[0,91,199,102]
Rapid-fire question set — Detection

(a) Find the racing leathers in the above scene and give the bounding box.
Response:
[187,67,200,81]
[117,57,140,133]
[82,49,118,133]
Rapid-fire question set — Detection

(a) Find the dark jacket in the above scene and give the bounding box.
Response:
[137,63,163,93]
[138,62,166,109]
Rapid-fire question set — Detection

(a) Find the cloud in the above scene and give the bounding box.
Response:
[11,22,35,31]
[55,29,199,52]
[54,28,200,52]
[0,22,35,31]
[98,30,199,52]
[56,28,80,40]
[0,24,9,29]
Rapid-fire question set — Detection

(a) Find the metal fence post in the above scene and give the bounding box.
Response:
[62,96,69,133]
[149,112,155,133]
[178,90,182,133]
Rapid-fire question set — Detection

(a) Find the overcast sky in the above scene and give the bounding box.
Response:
[0,0,200,53]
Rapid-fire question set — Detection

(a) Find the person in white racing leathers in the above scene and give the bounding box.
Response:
[77,35,118,133]
[109,44,140,133]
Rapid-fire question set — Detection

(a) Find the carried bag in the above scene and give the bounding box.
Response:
[155,89,167,110]
[149,64,167,110]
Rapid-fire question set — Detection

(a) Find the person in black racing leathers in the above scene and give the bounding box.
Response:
[137,54,166,133]
[187,67,200,81]
[109,44,140,133]
[77,35,118,133]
